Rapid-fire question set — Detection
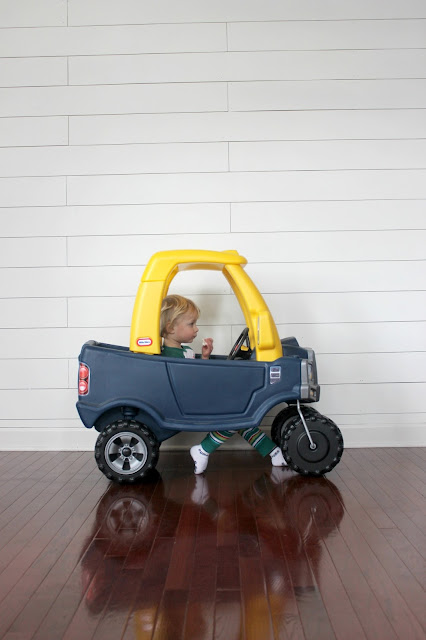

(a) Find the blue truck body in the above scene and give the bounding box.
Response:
[76,336,320,444]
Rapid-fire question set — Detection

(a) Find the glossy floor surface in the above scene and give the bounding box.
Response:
[0,447,425,640]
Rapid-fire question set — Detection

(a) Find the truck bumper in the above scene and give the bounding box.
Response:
[300,352,320,402]
[300,383,320,402]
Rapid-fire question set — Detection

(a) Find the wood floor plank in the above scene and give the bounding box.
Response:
[286,476,368,640]
[214,590,243,640]
[332,464,426,631]
[121,536,175,640]
[379,452,426,506]
[407,447,426,463]
[240,556,274,640]
[0,454,95,577]
[164,473,200,592]
[90,567,149,640]
[0,452,57,502]
[343,449,410,518]
[332,468,425,639]
[262,558,298,640]
[346,449,426,555]
[256,475,303,640]
[384,448,426,485]
[57,477,164,640]
[183,479,218,640]
[0,467,104,635]
[307,530,368,640]
[164,501,199,590]
[1,475,107,639]
[63,555,127,640]
[0,452,63,507]
[155,471,188,539]
[320,513,399,640]
[0,453,79,531]
[216,467,241,592]
[0,458,93,584]
[350,448,424,519]
[120,469,174,572]
[337,452,396,529]
[0,448,424,640]
[29,537,109,640]
[344,449,426,542]
[89,477,167,640]
[216,467,238,546]
[152,589,189,640]
[236,465,275,640]
[285,546,336,640]
[382,527,426,589]
[0,451,34,480]
[368,449,425,510]
[0,453,89,550]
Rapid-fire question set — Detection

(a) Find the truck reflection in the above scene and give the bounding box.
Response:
[79,468,344,638]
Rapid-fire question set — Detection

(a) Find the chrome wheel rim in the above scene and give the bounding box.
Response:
[105,431,148,475]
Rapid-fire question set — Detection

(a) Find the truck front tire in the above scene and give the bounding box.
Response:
[95,420,159,483]
[281,413,344,476]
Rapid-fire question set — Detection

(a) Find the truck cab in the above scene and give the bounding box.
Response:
[77,250,343,482]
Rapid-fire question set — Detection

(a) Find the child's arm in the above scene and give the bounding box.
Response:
[201,338,214,360]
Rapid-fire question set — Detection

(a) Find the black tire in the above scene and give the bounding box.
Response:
[271,405,320,445]
[281,413,344,476]
[95,420,159,483]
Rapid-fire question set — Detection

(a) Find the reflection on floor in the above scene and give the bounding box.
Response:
[0,447,425,640]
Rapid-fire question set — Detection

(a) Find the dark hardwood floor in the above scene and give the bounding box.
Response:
[0,447,424,640]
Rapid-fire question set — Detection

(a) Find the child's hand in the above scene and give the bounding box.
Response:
[201,338,213,359]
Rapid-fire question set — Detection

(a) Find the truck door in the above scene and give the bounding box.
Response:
[165,358,266,419]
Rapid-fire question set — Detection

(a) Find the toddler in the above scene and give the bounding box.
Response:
[160,294,286,474]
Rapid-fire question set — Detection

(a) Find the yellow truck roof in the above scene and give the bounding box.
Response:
[130,249,282,361]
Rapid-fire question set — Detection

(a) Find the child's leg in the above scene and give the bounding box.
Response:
[201,431,235,453]
[238,427,287,466]
[190,430,235,474]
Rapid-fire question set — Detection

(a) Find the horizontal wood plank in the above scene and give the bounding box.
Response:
[0,448,424,639]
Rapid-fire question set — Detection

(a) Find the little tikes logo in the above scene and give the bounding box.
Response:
[137,337,152,347]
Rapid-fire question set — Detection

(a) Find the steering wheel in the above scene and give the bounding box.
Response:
[227,327,252,360]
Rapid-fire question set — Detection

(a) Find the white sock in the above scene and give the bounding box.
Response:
[190,445,209,474]
[191,475,209,504]
[270,447,287,467]
[270,466,287,484]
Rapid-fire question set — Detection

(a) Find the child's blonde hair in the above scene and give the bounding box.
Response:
[160,295,200,337]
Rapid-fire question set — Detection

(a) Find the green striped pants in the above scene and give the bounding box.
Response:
[200,427,275,457]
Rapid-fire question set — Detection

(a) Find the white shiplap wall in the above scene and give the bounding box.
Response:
[0,0,425,450]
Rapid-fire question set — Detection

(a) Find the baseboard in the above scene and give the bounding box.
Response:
[0,424,424,451]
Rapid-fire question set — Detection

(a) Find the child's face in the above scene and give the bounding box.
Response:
[168,311,199,344]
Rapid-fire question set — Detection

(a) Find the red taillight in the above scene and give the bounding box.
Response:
[79,380,88,395]
[79,362,89,395]
[79,364,89,379]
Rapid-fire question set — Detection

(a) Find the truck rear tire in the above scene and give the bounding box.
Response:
[95,420,159,483]
[281,413,344,476]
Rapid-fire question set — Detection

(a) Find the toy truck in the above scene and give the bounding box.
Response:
[76,249,344,482]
